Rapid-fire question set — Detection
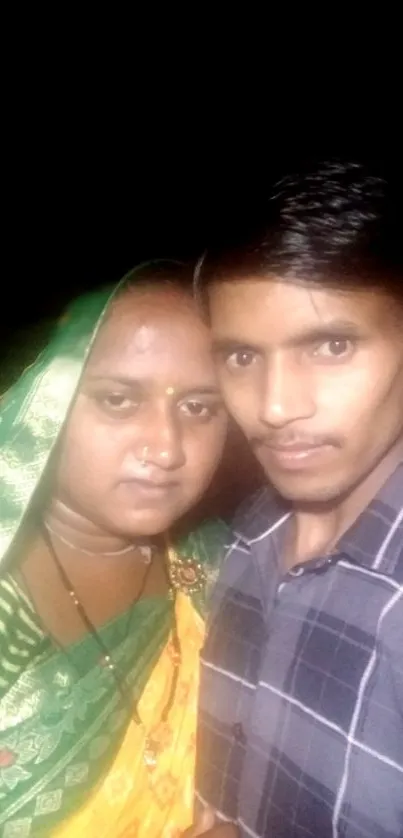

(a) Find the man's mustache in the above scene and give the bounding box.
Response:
[251,433,342,449]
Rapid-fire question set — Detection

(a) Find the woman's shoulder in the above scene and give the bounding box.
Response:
[175,518,230,570]
[172,519,230,614]
[0,573,49,696]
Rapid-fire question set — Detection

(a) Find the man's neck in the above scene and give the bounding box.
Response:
[287,439,403,568]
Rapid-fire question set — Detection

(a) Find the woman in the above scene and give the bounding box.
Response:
[0,262,228,837]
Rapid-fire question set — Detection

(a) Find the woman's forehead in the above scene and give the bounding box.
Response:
[83,287,214,382]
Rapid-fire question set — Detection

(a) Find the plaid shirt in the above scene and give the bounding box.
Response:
[196,463,403,837]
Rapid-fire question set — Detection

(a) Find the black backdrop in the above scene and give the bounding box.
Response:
[2,112,401,519]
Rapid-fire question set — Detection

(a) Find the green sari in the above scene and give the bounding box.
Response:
[0,270,226,837]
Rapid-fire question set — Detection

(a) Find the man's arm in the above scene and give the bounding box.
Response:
[182,807,238,836]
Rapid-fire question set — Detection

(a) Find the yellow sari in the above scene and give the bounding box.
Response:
[55,593,203,838]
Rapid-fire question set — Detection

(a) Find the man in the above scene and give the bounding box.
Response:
[194,161,403,837]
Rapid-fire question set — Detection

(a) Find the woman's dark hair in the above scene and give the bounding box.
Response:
[197,160,402,301]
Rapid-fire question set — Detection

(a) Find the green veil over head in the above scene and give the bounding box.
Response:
[0,285,117,570]
[0,262,186,571]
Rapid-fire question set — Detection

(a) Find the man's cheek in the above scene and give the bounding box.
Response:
[225,392,254,428]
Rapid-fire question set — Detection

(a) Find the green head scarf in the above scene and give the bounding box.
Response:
[0,285,117,569]
[0,262,186,571]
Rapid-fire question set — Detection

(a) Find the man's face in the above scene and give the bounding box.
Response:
[209,278,403,504]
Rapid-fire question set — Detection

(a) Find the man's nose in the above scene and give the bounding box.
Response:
[259,355,315,428]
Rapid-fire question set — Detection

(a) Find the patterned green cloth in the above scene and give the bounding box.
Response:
[0,521,226,835]
[0,268,227,835]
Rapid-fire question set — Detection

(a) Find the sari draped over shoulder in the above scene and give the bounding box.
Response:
[0,267,227,837]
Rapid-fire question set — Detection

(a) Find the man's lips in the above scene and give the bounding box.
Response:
[264,442,328,452]
[254,440,335,470]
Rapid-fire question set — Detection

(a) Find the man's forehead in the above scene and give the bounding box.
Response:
[208,277,397,329]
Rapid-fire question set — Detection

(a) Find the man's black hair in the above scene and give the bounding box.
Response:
[198,160,402,300]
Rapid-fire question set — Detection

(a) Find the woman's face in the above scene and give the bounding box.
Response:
[54,285,228,536]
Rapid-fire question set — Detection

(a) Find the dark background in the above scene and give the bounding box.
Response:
[4,105,403,338]
[2,96,401,518]
[2,29,401,347]
[3,138,401,380]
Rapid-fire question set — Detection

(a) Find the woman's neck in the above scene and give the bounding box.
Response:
[43,499,144,557]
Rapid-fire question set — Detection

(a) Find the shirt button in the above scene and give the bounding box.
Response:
[289,566,305,577]
[312,555,337,574]
[232,723,246,744]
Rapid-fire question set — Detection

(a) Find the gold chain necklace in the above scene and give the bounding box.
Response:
[43,519,153,560]
[40,523,181,770]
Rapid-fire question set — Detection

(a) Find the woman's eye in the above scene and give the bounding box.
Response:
[225,349,257,369]
[313,339,354,359]
[99,393,137,412]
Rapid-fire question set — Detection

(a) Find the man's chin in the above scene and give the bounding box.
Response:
[266,473,345,506]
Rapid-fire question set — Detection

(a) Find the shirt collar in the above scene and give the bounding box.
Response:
[232,462,403,578]
[337,461,403,575]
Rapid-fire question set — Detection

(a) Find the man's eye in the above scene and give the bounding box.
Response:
[180,401,211,419]
[313,339,354,359]
[226,349,257,369]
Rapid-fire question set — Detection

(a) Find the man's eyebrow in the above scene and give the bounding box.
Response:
[284,320,362,348]
[213,320,362,353]
[213,338,262,354]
